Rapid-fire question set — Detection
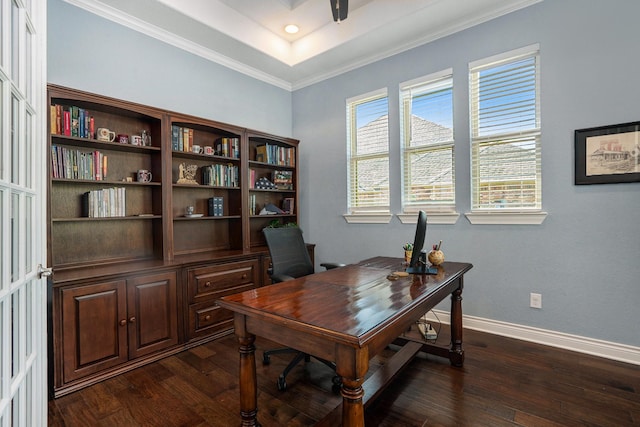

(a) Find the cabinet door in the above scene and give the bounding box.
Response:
[60,280,128,383]
[127,271,179,359]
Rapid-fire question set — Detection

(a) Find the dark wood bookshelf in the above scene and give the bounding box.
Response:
[47,84,300,398]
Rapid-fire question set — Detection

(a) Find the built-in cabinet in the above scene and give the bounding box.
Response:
[47,85,300,397]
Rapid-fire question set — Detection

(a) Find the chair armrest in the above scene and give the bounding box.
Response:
[270,273,296,283]
[320,262,346,270]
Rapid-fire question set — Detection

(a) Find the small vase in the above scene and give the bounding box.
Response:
[427,250,444,266]
[404,250,412,264]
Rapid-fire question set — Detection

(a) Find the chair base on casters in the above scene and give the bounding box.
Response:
[263,349,342,393]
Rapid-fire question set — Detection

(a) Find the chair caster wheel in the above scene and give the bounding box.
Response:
[277,375,287,391]
[263,353,271,365]
[331,376,342,394]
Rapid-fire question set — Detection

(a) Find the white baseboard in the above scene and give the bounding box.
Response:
[425,310,640,366]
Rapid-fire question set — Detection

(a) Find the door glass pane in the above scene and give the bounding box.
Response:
[12,290,21,378]
[11,94,20,184]
[25,195,31,274]
[11,1,20,83]
[26,25,33,102]
[0,1,3,64]
[11,192,19,282]
[0,302,3,400]
[26,281,32,356]
[25,110,32,188]
[0,84,3,179]
[0,191,3,286]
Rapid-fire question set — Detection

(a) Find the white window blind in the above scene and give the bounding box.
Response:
[470,45,541,211]
[400,71,454,213]
[347,89,389,213]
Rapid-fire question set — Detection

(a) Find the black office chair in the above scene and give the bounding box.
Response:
[262,226,344,392]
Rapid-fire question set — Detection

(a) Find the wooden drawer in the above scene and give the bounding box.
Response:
[187,281,255,339]
[186,259,260,304]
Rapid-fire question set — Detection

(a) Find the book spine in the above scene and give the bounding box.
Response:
[172,125,179,151]
[63,110,71,136]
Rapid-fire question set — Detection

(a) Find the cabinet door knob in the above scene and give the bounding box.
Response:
[119,319,127,326]
[204,281,212,287]
[129,316,136,323]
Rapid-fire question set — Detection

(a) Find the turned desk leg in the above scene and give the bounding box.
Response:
[336,346,367,427]
[341,377,365,427]
[235,315,260,427]
[449,277,464,367]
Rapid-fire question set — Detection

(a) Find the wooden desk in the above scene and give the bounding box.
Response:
[217,257,473,426]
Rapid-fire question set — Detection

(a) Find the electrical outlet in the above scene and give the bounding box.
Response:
[530,292,542,309]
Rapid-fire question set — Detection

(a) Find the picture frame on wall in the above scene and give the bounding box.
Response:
[574,121,640,185]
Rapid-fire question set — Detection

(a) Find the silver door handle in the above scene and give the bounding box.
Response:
[37,264,52,279]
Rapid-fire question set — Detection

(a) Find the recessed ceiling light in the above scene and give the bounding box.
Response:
[284,24,299,34]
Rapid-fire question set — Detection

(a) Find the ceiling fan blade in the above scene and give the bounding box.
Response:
[330,0,349,22]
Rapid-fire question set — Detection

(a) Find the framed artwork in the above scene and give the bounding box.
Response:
[574,121,640,185]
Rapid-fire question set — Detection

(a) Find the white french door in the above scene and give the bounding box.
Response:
[0,0,47,426]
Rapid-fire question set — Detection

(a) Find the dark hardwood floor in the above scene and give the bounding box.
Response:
[48,325,640,426]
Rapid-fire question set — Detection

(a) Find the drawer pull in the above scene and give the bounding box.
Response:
[129,316,136,323]
[204,315,211,321]
[119,319,127,326]
[204,281,212,287]
[242,274,247,279]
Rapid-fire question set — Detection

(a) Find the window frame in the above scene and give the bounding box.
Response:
[398,69,459,225]
[466,44,547,225]
[344,88,392,224]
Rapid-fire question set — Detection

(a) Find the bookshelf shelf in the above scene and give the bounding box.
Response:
[52,215,162,222]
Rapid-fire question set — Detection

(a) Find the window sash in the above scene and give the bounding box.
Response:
[400,73,455,212]
[347,90,389,212]
[470,46,541,211]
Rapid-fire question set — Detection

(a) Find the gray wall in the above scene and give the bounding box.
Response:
[47,0,292,136]
[294,0,640,347]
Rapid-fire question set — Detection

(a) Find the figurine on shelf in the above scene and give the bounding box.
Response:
[177,163,198,184]
[141,130,151,146]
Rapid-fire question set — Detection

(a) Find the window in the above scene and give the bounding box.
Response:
[345,89,391,223]
[400,70,457,223]
[468,44,546,224]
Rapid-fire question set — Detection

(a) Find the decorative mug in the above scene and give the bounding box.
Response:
[97,128,116,142]
[191,145,203,154]
[136,169,152,183]
[117,134,129,144]
[203,146,214,155]
[130,135,143,146]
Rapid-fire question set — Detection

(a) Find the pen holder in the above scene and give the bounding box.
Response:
[404,250,412,264]
[427,249,444,266]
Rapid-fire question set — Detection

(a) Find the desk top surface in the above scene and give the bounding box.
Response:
[218,257,472,346]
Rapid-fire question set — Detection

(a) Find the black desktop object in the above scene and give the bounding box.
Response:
[406,211,438,275]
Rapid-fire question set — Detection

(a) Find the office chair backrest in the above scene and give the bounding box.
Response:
[263,227,314,280]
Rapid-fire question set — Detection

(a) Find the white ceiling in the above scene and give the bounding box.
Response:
[64,0,542,90]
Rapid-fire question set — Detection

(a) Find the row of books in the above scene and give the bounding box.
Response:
[255,143,295,166]
[216,137,240,158]
[51,145,107,180]
[207,197,224,217]
[201,164,239,187]
[171,126,194,152]
[82,187,126,218]
[50,104,95,138]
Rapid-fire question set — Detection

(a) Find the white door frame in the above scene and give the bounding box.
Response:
[0,0,48,425]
